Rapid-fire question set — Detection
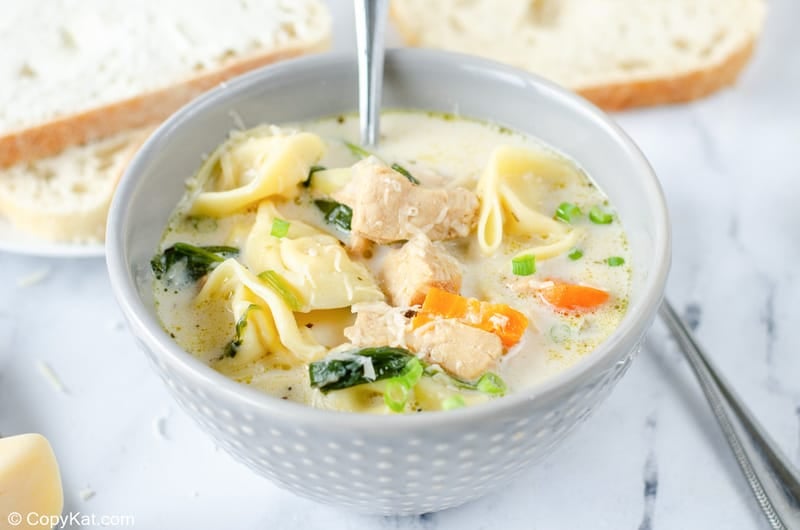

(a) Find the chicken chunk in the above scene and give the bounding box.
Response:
[381,234,462,307]
[333,157,479,244]
[343,302,412,348]
[409,319,502,380]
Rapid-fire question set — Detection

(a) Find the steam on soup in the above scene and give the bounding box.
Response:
[152,112,631,413]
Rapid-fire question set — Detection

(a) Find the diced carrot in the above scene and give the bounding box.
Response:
[412,287,529,348]
[540,280,609,311]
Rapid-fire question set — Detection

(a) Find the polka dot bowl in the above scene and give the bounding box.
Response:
[107,49,670,515]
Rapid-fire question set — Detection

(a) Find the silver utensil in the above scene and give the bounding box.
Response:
[660,300,800,529]
[352,2,800,526]
[354,0,388,147]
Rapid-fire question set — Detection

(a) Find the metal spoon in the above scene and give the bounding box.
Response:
[354,0,388,147]
[352,2,800,526]
[660,299,800,529]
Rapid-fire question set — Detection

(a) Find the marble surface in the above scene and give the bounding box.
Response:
[1,1,799,528]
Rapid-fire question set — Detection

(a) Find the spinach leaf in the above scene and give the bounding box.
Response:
[151,243,238,283]
[309,347,415,393]
[344,141,373,159]
[302,165,327,188]
[223,304,260,358]
[390,163,420,185]
[314,199,353,232]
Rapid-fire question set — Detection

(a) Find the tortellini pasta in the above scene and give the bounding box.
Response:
[243,201,385,310]
[197,259,327,362]
[476,145,582,257]
[189,127,326,217]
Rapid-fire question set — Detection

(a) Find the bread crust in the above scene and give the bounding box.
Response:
[0,40,328,169]
[577,39,757,111]
[0,128,151,242]
[390,4,758,112]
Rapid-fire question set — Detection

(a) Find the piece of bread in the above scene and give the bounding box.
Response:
[0,0,331,168]
[0,129,150,243]
[390,0,765,110]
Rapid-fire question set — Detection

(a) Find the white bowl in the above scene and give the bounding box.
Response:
[106,49,670,515]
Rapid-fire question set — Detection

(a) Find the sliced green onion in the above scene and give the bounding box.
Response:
[399,357,424,387]
[512,254,536,276]
[567,248,584,261]
[314,199,353,232]
[607,256,625,267]
[589,206,614,224]
[441,395,466,410]
[384,379,410,412]
[303,165,326,187]
[548,324,572,344]
[391,163,420,185]
[270,218,290,238]
[257,270,302,311]
[476,373,507,396]
[555,202,582,224]
[344,141,373,160]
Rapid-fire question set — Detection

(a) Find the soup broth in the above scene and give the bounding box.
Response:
[153,112,631,413]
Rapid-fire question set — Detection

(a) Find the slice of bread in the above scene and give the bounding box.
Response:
[0,129,150,243]
[391,0,765,110]
[0,0,330,168]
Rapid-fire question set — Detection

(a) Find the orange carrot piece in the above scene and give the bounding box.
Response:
[412,288,528,348]
[540,280,609,311]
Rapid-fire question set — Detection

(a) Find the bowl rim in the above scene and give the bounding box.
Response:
[107,48,671,430]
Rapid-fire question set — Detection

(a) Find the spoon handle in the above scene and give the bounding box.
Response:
[660,299,800,529]
[354,0,389,147]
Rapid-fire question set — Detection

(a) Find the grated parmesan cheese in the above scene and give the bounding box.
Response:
[36,361,67,394]
[228,109,246,131]
[16,268,51,287]
[489,313,509,330]
[361,355,376,381]
[78,487,95,501]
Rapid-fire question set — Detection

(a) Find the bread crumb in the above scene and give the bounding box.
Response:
[229,110,246,131]
[36,361,67,394]
[78,487,95,501]
[16,268,51,287]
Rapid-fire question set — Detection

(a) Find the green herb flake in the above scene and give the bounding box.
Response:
[270,218,290,238]
[390,163,420,185]
[512,254,536,276]
[187,215,218,233]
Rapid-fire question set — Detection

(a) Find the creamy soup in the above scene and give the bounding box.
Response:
[153,112,631,413]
